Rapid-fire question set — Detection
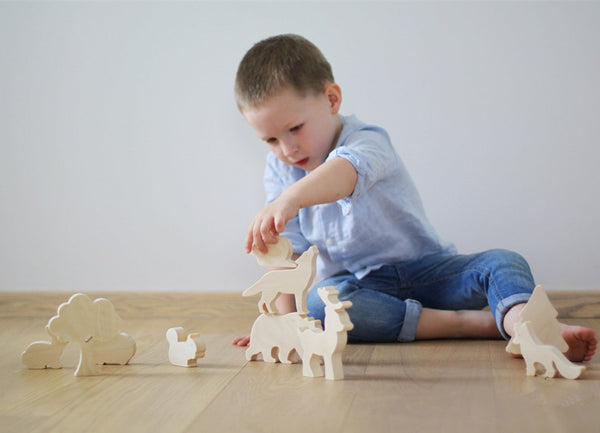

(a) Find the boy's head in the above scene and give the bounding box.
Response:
[235,34,335,111]
[236,34,343,171]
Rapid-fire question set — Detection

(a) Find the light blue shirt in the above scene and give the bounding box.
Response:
[264,115,455,280]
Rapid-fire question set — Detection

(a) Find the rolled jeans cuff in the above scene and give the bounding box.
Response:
[397,299,423,342]
[495,293,532,340]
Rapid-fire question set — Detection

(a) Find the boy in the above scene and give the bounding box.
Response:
[233,34,596,362]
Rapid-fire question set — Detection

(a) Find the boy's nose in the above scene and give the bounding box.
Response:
[281,141,299,157]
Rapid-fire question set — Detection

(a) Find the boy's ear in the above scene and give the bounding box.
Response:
[324,83,342,114]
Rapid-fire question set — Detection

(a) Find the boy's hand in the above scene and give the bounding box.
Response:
[246,195,299,254]
[232,335,250,346]
[245,157,358,254]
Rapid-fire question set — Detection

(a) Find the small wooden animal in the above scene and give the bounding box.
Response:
[246,313,321,363]
[21,326,68,369]
[298,286,354,380]
[243,245,318,315]
[92,331,136,365]
[252,236,297,268]
[166,327,206,367]
[512,321,585,379]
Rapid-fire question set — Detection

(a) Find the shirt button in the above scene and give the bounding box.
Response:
[343,261,350,268]
[327,238,334,246]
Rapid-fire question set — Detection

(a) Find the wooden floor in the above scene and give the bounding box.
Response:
[2,291,600,433]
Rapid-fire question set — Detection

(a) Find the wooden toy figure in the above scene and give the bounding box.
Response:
[92,332,136,366]
[512,321,585,379]
[251,235,297,269]
[21,326,68,369]
[243,244,318,315]
[298,286,354,380]
[506,285,568,355]
[246,313,321,363]
[166,327,206,367]
[21,293,136,377]
[505,285,585,379]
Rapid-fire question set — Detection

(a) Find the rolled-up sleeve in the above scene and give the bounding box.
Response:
[326,130,399,215]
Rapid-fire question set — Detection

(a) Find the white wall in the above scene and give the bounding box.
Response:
[1,1,599,292]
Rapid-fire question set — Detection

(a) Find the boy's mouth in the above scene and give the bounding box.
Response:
[295,157,309,167]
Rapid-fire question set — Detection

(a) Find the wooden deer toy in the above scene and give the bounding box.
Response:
[243,245,318,315]
[166,327,206,367]
[298,286,353,380]
[512,321,585,379]
[246,313,321,363]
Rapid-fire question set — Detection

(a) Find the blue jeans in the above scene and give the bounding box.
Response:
[307,249,534,343]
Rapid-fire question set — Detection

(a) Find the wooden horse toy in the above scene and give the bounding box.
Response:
[298,286,354,380]
[166,327,206,367]
[243,244,318,315]
[512,321,585,379]
[246,313,321,364]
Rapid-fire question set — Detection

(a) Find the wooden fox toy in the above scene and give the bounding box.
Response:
[513,321,585,379]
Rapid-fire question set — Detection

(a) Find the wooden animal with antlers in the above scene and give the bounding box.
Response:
[243,244,318,315]
[298,286,354,380]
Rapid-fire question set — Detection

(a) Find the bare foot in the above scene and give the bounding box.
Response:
[561,324,597,362]
[232,335,250,347]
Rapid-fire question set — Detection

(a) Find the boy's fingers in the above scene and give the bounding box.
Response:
[274,214,287,233]
[260,218,278,243]
[245,226,255,253]
[232,335,250,346]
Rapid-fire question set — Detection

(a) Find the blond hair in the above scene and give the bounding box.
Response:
[235,34,334,110]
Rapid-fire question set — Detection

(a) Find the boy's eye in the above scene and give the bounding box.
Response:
[290,124,303,133]
[266,137,278,144]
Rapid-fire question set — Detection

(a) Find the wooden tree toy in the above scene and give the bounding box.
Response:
[22,293,136,377]
[243,244,318,315]
[298,286,354,380]
[246,313,321,364]
[506,285,568,356]
[512,321,585,379]
[166,327,206,367]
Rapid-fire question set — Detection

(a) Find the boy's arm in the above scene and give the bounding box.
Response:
[246,157,357,253]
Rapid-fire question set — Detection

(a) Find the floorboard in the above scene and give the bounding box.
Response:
[2,292,599,433]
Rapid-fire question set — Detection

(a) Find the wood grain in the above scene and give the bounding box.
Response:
[2,292,600,433]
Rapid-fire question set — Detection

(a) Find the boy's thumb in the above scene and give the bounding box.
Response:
[274,215,286,233]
